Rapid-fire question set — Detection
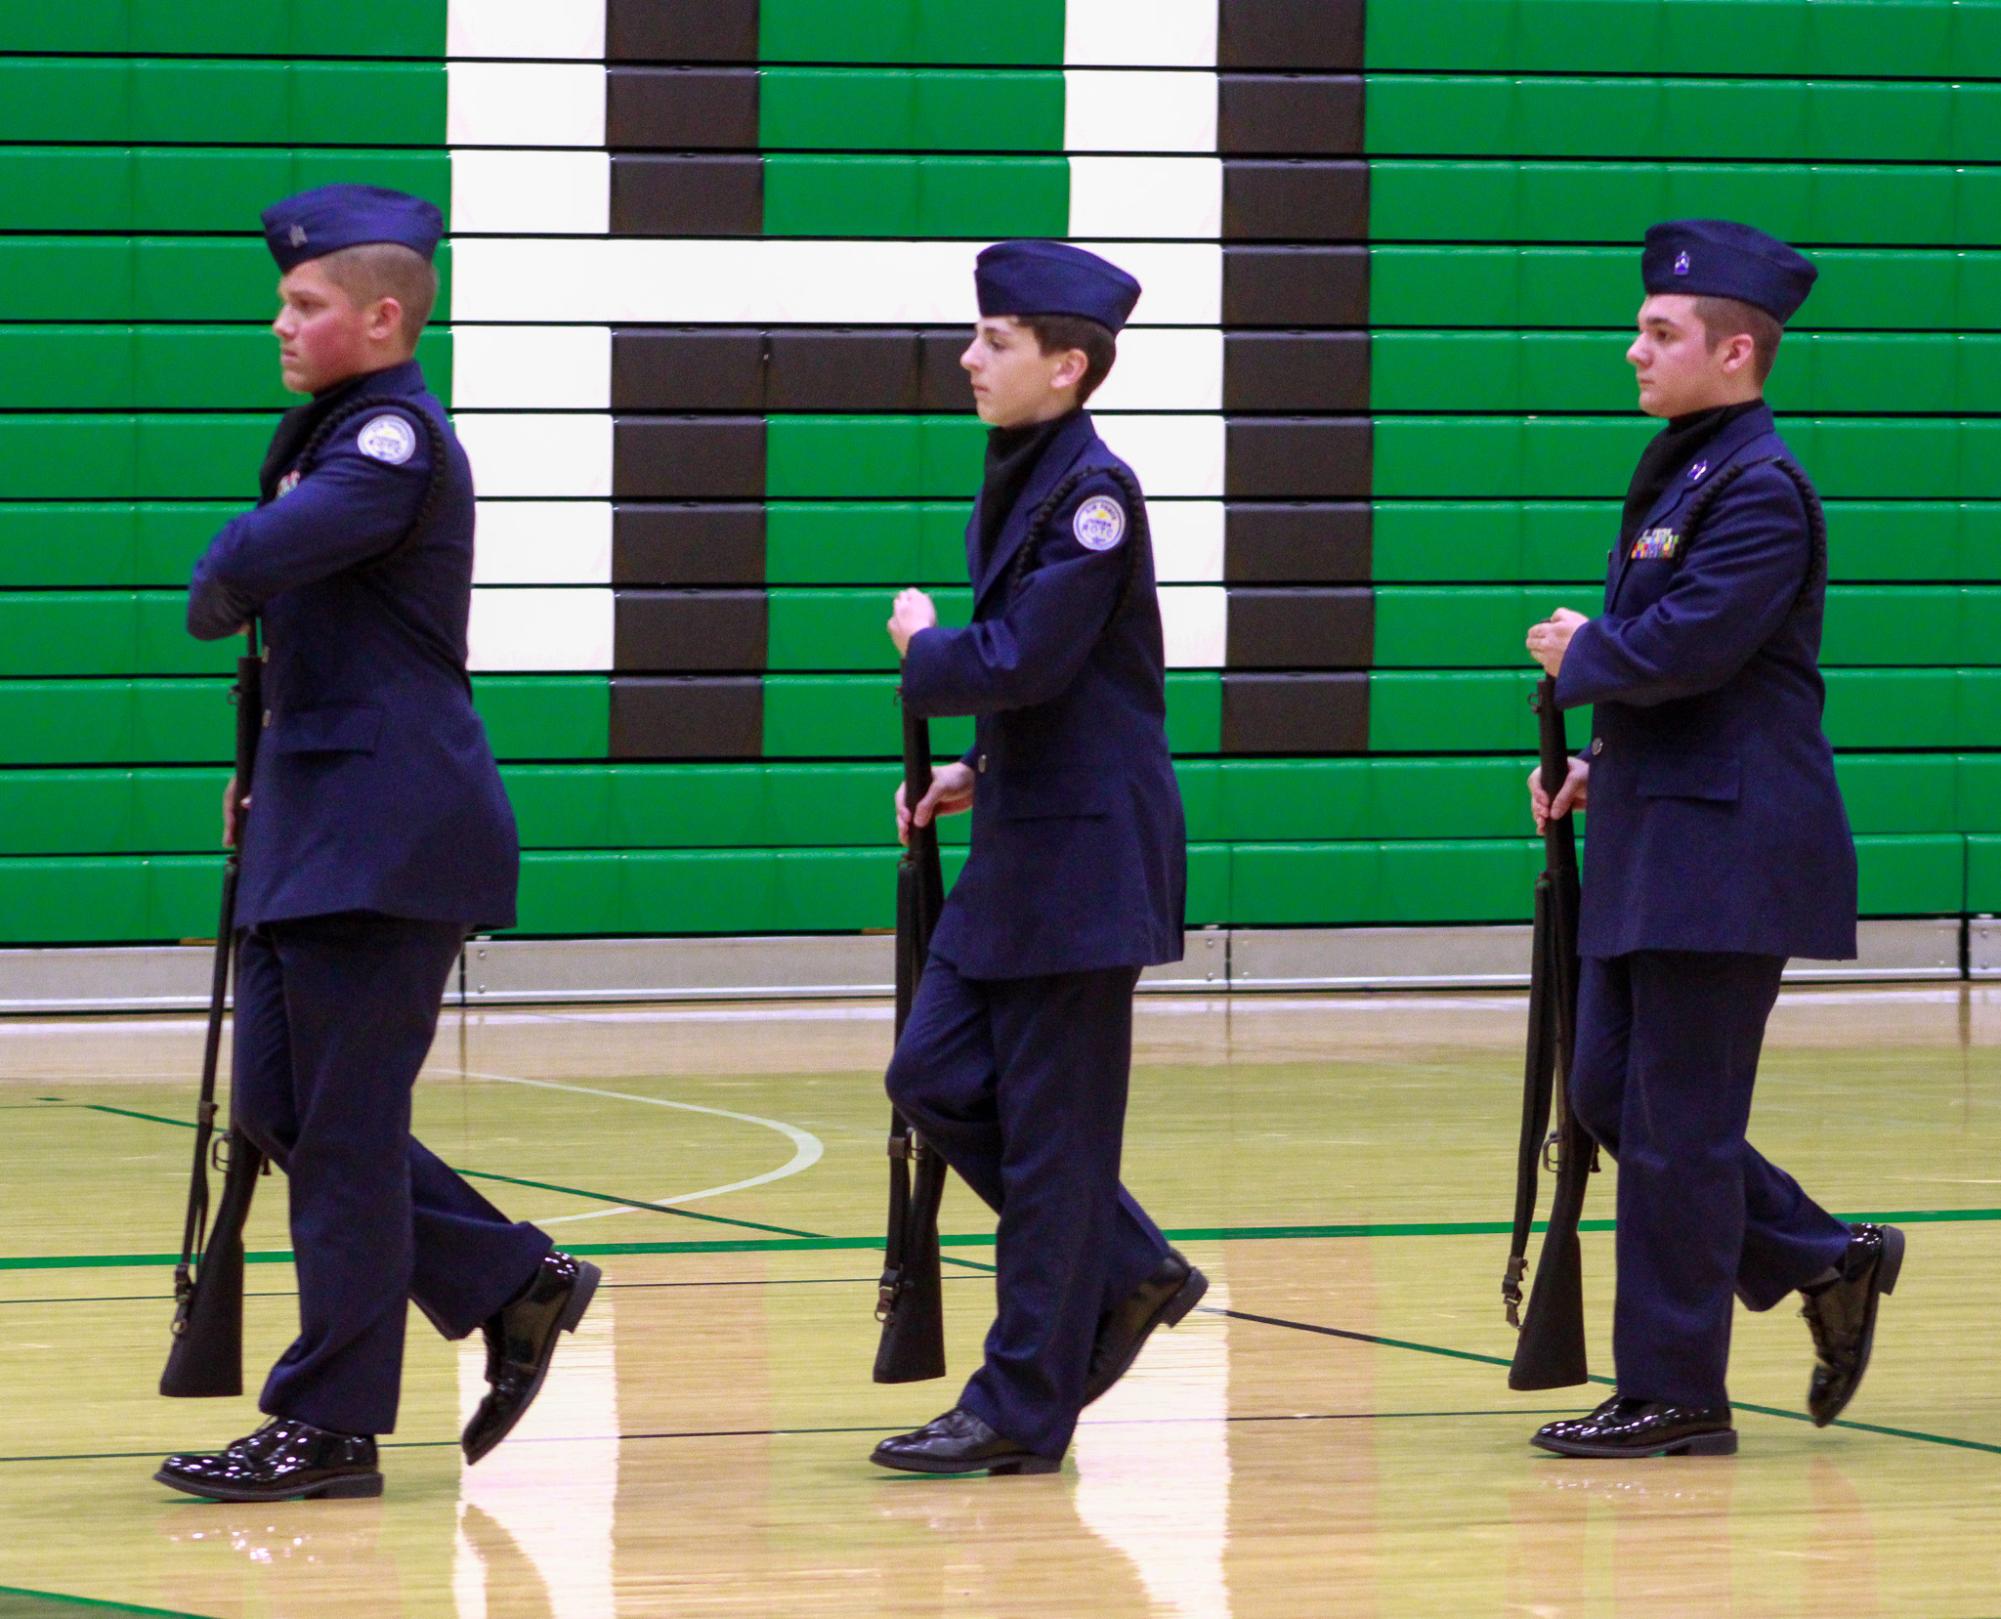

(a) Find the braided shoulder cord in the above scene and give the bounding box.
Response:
[1672,453,1828,609]
[293,394,452,569]
[1004,462,1154,622]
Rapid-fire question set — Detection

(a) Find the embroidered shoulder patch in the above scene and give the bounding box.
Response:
[1072,494,1126,552]
[1630,526,1682,561]
[356,414,417,466]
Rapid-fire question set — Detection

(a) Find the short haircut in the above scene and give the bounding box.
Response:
[1019,314,1118,405]
[1689,294,1783,386]
[315,242,438,348]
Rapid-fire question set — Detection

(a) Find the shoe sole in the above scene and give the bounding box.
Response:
[1081,1266,1211,1407]
[462,1259,603,1466]
[153,1467,384,1502]
[1531,1429,1738,1459]
[869,1450,1061,1477]
[1812,1223,1905,1428]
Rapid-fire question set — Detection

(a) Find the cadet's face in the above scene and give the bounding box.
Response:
[271,261,374,395]
[1627,294,1735,418]
[960,317,1085,428]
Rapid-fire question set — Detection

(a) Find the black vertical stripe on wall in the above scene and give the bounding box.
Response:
[1225,419,1372,499]
[611,678,764,759]
[610,156,763,236]
[1224,505,1372,583]
[607,69,760,148]
[1221,673,1370,754]
[1226,588,1374,668]
[613,419,767,499]
[1224,332,1367,410]
[1218,0,1365,70]
[1223,162,1369,242]
[607,0,760,64]
[1222,247,1369,327]
[614,591,770,672]
[1218,77,1364,156]
[614,505,768,586]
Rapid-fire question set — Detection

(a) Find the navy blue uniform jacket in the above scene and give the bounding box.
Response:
[903,411,1186,979]
[187,358,519,929]
[1555,403,1856,960]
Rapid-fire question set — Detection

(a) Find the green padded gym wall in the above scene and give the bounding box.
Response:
[2,0,1998,949]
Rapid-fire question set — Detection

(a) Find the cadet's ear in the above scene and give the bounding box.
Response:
[1048,347,1089,393]
[1716,331,1758,377]
[365,295,406,347]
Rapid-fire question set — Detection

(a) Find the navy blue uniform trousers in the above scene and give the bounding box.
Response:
[1570,950,1851,1407]
[232,912,552,1435]
[885,957,1170,1458]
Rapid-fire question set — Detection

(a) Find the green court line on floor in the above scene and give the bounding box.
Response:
[0,1585,214,1619]
[7,1206,2000,1272]
[1213,1305,2001,1459]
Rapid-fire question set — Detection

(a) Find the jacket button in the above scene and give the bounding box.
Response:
[1590,737,1604,756]
[977,753,988,773]
[262,710,272,728]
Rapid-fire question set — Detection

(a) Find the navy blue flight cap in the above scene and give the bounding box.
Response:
[1642,218,1818,324]
[975,240,1141,333]
[262,184,444,273]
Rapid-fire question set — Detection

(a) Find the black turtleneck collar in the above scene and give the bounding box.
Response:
[976,409,1078,565]
[1619,397,1764,551]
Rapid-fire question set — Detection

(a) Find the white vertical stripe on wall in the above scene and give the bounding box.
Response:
[1069,157,1224,241]
[467,588,615,672]
[445,2,605,60]
[447,63,607,147]
[474,502,614,585]
[1064,0,1220,69]
[459,414,614,498]
[1160,585,1231,668]
[454,327,614,410]
[1064,71,1219,153]
[1078,327,1222,411]
[1097,414,1227,499]
[450,150,611,235]
[1148,502,1227,583]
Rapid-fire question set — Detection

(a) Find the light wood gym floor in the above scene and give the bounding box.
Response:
[0,987,1997,1618]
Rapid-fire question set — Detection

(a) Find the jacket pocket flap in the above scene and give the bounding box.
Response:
[273,703,384,755]
[1636,753,1740,802]
[996,770,1110,820]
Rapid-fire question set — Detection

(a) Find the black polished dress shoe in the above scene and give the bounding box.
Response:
[1083,1249,1210,1406]
[870,1408,1060,1476]
[156,1418,382,1502]
[1801,1222,1905,1427]
[461,1249,602,1465]
[1533,1395,1738,1458]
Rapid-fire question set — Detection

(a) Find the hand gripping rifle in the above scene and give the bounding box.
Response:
[160,624,270,1397]
[1502,676,1596,1391]
[872,680,950,1383]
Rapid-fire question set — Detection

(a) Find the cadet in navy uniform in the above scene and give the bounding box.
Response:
[1525,220,1903,1458]
[869,242,1205,1476]
[157,187,599,1501]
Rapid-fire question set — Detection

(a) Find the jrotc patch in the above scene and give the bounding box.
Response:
[276,469,302,499]
[356,414,417,465]
[1630,526,1682,561]
[1072,495,1126,552]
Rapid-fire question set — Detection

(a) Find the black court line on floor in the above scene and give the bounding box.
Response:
[1210,1305,2001,1458]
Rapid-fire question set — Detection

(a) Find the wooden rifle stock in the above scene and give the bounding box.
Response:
[1504,676,1594,1391]
[873,684,950,1383]
[161,628,269,1398]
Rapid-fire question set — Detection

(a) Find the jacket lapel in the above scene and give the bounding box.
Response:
[1607,404,1776,612]
[972,412,1098,608]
